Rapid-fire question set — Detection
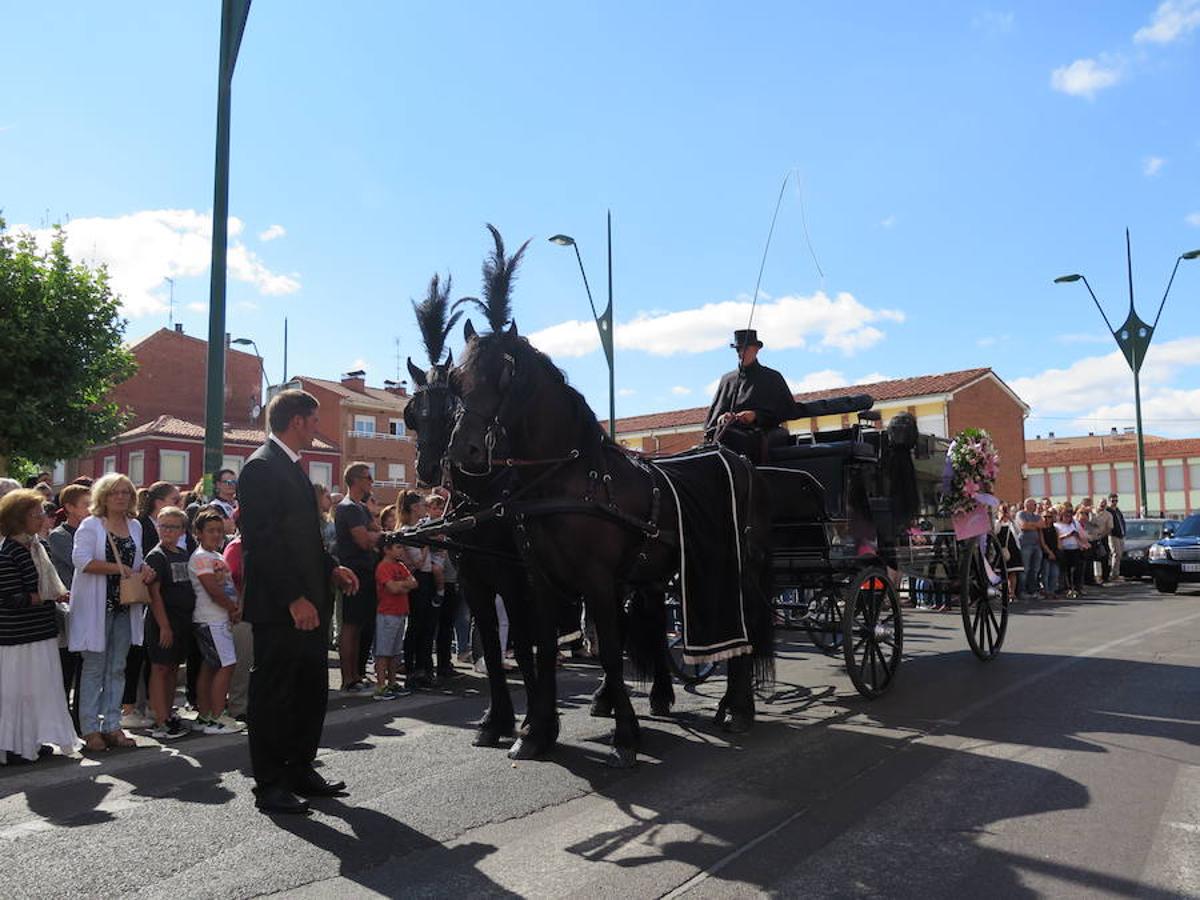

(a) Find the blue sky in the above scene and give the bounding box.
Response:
[3,2,1199,435]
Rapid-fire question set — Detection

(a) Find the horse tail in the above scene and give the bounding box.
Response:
[623,587,664,684]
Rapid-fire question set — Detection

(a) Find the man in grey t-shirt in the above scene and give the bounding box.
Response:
[1015,499,1045,599]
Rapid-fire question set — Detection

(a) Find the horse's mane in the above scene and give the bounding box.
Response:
[460,331,614,446]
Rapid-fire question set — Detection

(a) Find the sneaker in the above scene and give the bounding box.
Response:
[436,667,461,680]
[386,682,412,698]
[120,712,155,729]
[215,714,246,732]
[456,650,472,664]
[190,716,212,732]
[151,720,188,741]
[342,680,371,694]
[474,658,488,674]
[371,686,396,701]
[202,719,243,736]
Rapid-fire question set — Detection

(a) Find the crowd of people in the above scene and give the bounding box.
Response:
[993,492,1127,601]
[0,463,476,767]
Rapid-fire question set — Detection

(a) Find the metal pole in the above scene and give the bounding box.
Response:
[203,0,251,477]
[1126,231,1149,516]
[283,316,288,384]
[605,210,615,439]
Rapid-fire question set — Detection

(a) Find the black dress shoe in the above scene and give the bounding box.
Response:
[288,768,347,797]
[254,784,310,815]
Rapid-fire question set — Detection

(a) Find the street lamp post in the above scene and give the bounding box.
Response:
[1055,231,1200,516]
[230,336,269,420]
[549,211,616,439]
[203,0,252,477]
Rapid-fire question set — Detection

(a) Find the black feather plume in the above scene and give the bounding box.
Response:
[411,272,461,366]
[452,224,531,333]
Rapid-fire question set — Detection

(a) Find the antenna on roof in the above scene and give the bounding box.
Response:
[165,277,176,329]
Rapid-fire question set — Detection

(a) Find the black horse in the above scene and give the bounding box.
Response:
[448,321,775,767]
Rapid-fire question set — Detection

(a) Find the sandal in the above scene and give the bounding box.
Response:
[103,730,137,749]
[83,732,108,753]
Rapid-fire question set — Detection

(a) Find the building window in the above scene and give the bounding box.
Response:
[159,450,189,485]
[127,452,145,486]
[52,461,66,484]
[1115,467,1135,495]
[309,461,332,489]
[389,418,405,437]
[1163,461,1184,491]
[1146,465,1160,493]
[221,455,244,475]
[1069,469,1089,496]
[1049,471,1067,496]
[916,414,945,438]
[1091,467,1112,496]
[388,463,406,484]
[1027,472,1046,496]
[1189,461,1200,489]
[102,455,117,475]
[365,462,376,479]
[353,414,375,434]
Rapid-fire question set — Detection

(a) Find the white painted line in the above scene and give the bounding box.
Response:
[662,606,1200,897]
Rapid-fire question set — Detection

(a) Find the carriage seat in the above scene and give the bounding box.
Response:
[766,438,876,463]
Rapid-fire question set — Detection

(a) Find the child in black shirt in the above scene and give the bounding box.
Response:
[144,507,196,740]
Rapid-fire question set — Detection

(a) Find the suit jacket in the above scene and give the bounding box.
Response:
[239,440,336,624]
[704,361,796,432]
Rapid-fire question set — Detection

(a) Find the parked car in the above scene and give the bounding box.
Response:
[1120,518,1179,578]
[1147,514,1200,593]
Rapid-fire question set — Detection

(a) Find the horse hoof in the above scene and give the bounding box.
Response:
[605,746,637,769]
[723,712,753,734]
[508,736,546,760]
[713,699,729,727]
[649,697,673,717]
[589,699,614,718]
[473,729,504,748]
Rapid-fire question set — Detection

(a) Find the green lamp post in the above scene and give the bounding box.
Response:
[549,211,616,439]
[1055,231,1200,515]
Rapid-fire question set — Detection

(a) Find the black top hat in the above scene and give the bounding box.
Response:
[731,329,763,349]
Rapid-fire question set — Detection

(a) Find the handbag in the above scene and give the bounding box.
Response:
[106,530,150,606]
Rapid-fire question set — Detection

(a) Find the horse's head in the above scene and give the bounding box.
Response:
[404,354,459,487]
[447,318,524,470]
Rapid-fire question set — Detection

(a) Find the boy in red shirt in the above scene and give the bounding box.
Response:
[374,534,417,700]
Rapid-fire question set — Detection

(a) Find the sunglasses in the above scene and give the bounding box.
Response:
[219,479,238,487]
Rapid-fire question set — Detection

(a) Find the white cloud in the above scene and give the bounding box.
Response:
[186,302,208,313]
[348,358,369,372]
[7,209,300,317]
[258,224,286,242]
[879,215,896,229]
[704,378,721,396]
[617,387,637,397]
[1056,332,1112,345]
[977,335,1011,348]
[1143,156,1166,176]
[1134,0,1200,44]
[1186,212,1200,227]
[527,290,905,360]
[1050,57,1122,99]
[1011,336,1200,436]
[670,386,692,396]
[787,369,848,393]
[235,300,259,312]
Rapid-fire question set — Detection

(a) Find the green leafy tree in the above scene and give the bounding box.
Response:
[0,218,137,477]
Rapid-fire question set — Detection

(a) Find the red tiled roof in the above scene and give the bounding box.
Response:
[298,376,408,408]
[118,415,338,452]
[615,367,998,433]
[1026,436,1200,467]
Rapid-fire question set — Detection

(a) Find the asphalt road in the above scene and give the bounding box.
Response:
[2,579,1198,899]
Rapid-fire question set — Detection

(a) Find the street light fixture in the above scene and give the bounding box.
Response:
[1054,231,1199,515]
[231,336,270,422]
[549,212,616,439]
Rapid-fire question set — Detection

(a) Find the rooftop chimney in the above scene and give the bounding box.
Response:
[174,323,184,334]
[383,379,408,397]
[1048,431,1055,439]
[1110,427,1118,435]
[1088,431,1094,437]
[341,370,367,393]
[1124,426,1135,435]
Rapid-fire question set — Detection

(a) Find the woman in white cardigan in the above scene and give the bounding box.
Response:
[70,474,152,752]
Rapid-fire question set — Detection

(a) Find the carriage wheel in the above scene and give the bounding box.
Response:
[805,588,845,656]
[664,589,718,684]
[841,568,903,698]
[960,533,1009,661]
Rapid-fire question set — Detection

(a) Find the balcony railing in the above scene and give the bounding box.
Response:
[372,479,410,488]
[346,429,412,442]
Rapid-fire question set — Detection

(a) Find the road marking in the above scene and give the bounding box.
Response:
[663,606,1200,898]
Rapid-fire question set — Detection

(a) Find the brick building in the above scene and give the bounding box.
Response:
[1024,430,1200,517]
[613,367,1030,501]
[294,373,415,505]
[79,415,340,489]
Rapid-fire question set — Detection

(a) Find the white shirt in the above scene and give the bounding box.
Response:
[270,433,302,463]
[189,547,238,625]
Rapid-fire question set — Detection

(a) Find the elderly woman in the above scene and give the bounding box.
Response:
[70,473,153,752]
[0,489,80,764]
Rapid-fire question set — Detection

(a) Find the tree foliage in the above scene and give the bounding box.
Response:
[0,218,137,476]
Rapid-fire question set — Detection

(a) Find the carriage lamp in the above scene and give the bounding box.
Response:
[549,214,617,440]
[1054,234,1200,516]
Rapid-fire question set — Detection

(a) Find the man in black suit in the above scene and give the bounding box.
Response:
[239,389,360,815]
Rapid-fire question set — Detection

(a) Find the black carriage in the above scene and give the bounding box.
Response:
[670,395,1010,698]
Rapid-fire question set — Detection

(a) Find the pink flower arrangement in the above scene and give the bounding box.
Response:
[941,428,1000,517]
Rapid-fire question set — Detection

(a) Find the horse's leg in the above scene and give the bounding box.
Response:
[589,585,640,768]
[462,579,514,747]
[718,654,756,734]
[646,591,676,716]
[509,585,561,760]
[501,585,539,734]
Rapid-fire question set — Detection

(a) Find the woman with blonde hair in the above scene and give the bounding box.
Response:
[70,473,153,752]
[0,489,80,764]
